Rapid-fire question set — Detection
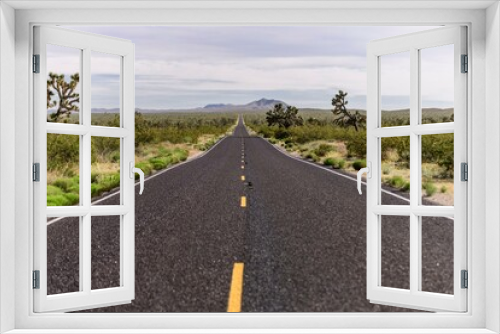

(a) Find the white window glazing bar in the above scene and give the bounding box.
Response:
[409,46,420,294]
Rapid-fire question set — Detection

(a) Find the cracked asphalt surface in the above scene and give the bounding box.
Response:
[46,116,453,312]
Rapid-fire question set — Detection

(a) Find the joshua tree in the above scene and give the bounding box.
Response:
[266,104,304,129]
[331,90,365,131]
[47,72,80,122]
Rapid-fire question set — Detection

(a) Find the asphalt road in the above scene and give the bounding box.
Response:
[47,116,453,312]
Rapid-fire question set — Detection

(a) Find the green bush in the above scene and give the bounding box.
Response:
[53,177,78,192]
[275,128,290,139]
[323,158,334,166]
[305,152,319,162]
[346,134,366,158]
[389,176,405,188]
[135,161,152,176]
[149,157,173,170]
[386,176,410,192]
[313,144,333,157]
[423,182,438,197]
[332,158,345,169]
[352,160,367,171]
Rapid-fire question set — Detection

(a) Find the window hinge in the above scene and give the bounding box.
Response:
[33,163,40,182]
[461,162,468,181]
[461,270,468,289]
[461,54,468,73]
[33,54,40,73]
[33,270,40,289]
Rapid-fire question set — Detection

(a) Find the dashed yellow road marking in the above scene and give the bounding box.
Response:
[240,196,247,207]
[241,175,245,181]
[227,263,244,312]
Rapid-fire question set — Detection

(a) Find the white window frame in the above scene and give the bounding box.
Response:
[33,26,136,313]
[366,26,467,312]
[1,2,498,333]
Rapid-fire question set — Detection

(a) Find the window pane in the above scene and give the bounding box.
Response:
[380,136,410,205]
[47,133,80,206]
[420,45,454,124]
[91,52,121,127]
[46,44,81,124]
[421,133,454,206]
[92,216,121,290]
[91,137,121,205]
[47,216,80,295]
[381,215,410,290]
[380,52,410,127]
[421,216,454,294]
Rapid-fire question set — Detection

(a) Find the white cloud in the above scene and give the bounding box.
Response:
[53,26,453,109]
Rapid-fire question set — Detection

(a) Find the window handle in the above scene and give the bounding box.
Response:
[357,162,371,195]
[129,162,145,195]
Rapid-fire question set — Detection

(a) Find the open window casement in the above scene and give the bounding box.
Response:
[363,26,467,312]
[33,26,137,312]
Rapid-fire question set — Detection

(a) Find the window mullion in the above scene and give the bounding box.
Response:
[81,48,92,294]
[409,47,420,294]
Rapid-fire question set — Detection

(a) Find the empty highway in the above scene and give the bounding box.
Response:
[47,116,453,313]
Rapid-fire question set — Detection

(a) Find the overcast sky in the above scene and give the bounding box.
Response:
[51,25,453,110]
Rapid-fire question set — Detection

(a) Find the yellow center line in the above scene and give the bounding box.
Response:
[240,196,247,207]
[227,263,245,312]
[241,175,245,181]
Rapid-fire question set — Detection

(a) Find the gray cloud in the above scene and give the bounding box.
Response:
[62,25,449,109]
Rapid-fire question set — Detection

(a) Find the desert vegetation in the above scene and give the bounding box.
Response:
[46,72,238,206]
[47,111,237,206]
[245,91,455,205]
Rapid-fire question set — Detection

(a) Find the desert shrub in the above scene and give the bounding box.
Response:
[386,176,410,192]
[46,134,79,171]
[330,158,345,169]
[47,193,79,207]
[305,152,319,162]
[381,136,410,164]
[441,185,448,193]
[135,161,152,176]
[323,158,334,166]
[422,134,454,177]
[389,176,405,188]
[275,128,290,139]
[313,144,333,157]
[382,164,391,175]
[352,159,367,171]
[423,182,438,197]
[149,157,172,170]
[345,133,366,158]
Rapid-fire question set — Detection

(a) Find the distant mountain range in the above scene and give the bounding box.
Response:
[50,97,452,115]
[78,98,289,114]
[202,98,287,112]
